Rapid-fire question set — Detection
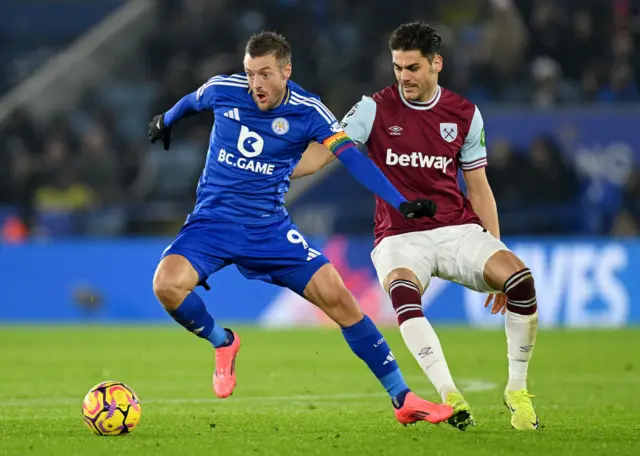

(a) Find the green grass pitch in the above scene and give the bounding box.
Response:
[1,326,639,455]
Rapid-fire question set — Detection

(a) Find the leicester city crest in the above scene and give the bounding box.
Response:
[272,117,289,135]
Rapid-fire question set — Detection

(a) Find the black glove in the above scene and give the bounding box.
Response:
[148,114,172,150]
[399,199,437,219]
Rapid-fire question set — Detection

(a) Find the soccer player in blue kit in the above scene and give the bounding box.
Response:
[148,31,453,425]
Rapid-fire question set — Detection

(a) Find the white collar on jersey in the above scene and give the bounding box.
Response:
[397,84,441,110]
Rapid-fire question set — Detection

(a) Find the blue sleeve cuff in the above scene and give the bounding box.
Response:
[336,145,407,209]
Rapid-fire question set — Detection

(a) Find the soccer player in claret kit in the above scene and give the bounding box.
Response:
[293,22,540,431]
[148,31,455,425]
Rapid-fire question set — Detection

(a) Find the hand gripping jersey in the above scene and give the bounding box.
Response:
[340,84,487,246]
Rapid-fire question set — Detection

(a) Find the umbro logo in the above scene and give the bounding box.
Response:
[388,125,402,136]
[419,347,433,358]
[223,108,240,120]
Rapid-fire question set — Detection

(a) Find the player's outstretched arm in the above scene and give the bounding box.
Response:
[162,91,205,126]
[149,92,203,150]
[291,142,336,179]
[148,92,201,151]
[308,96,434,218]
[325,132,436,219]
[149,79,218,150]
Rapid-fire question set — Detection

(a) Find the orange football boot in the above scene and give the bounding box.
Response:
[394,392,454,425]
[213,331,241,398]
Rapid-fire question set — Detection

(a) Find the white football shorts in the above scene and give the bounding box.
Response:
[370,223,510,293]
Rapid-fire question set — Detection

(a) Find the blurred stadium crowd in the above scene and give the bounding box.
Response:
[1,0,639,240]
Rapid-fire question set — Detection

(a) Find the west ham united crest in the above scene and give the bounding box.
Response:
[271,117,289,135]
[440,123,458,143]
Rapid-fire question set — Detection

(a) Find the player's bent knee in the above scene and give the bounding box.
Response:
[388,278,424,325]
[383,268,423,294]
[483,250,527,291]
[152,255,199,310]
[152,274,187,311]
[503,268,537,316]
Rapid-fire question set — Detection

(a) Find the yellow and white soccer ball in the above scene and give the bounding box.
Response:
[82,381,141,435]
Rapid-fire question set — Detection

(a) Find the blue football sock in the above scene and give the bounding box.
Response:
[168,292,232,348]
[342,315,410,404]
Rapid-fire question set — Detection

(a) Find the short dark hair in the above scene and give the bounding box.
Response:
[389,21,442,60]
[245,31,292,65]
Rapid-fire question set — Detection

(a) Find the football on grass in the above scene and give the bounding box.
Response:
[82,381,141,435]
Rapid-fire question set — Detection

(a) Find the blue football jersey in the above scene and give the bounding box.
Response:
[188,73,345,226]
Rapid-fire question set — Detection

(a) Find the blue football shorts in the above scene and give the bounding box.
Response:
[161,215,329,296]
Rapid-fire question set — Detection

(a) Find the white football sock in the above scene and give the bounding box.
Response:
[399,317,458,401]
[505,310,538,391]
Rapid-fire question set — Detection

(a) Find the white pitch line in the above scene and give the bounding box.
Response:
[405,376,498,393]
[0,378,497,408]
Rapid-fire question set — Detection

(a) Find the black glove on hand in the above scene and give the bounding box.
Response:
[148,114,172,150]
[399,199,437,219]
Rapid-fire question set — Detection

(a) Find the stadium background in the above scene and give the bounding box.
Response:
[1,0,639,328]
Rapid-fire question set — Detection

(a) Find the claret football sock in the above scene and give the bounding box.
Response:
[168,292,232,348]
[341,315,411,401]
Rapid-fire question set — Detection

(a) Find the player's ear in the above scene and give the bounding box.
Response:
[431,54,443,73]
[282,62,292,80]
